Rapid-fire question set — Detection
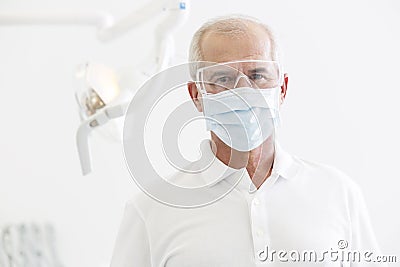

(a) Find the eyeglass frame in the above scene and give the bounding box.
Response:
[195,59,284,95]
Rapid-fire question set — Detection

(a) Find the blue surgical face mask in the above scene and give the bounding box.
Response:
[201,87,280,151]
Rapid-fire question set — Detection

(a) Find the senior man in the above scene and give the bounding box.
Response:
[111,15,385,266]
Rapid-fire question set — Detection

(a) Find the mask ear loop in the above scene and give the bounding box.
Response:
[272,61,284,155]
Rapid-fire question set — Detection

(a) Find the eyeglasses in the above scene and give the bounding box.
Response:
[196,60,283,94]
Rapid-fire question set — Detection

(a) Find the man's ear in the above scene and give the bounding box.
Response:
[187,82,203,112]
[280,73,288,105]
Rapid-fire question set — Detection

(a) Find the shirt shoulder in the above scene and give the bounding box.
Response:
[166,165,208,188]
[124,175,191,221]
[124,188,165,222]
[293,156,362,196]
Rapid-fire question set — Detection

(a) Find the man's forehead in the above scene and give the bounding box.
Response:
[200,26,273,63]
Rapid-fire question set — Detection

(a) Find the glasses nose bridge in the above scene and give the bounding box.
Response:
[233,72,252,88]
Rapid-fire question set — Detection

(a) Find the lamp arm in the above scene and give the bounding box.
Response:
[76,102,128,175]
[0,0,189,43]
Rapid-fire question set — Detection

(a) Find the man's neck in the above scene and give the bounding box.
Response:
[210,133,275,189]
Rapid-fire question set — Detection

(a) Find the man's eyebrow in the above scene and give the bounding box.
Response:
[247,67,268,73]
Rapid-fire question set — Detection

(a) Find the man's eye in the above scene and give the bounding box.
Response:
[214,76,232,84]
[250,73,267,80]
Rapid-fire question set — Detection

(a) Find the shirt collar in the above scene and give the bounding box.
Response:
[272,142,301,180]
[199,140,301,189]
[197,140,238,187]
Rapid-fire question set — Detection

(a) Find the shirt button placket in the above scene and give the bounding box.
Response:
[250,193,269,262]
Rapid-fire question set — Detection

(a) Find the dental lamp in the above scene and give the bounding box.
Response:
[75,62,130,175]
[0,0,190,175]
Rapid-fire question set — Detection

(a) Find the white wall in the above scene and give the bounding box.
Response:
[0,0,399,266]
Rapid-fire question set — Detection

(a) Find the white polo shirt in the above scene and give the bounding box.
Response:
[111,141,386,267]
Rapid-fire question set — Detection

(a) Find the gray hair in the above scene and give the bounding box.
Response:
[188,14,279,79]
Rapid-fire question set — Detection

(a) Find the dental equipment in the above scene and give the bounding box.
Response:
[0,223,64,267]
[0,0,190,175]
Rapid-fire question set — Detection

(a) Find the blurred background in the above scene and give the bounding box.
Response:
[0,0,399,266]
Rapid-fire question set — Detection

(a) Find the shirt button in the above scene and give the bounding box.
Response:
[253,198,260,206]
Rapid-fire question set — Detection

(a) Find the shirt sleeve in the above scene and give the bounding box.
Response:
[349,183,388,267]
[110,200,152,267]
